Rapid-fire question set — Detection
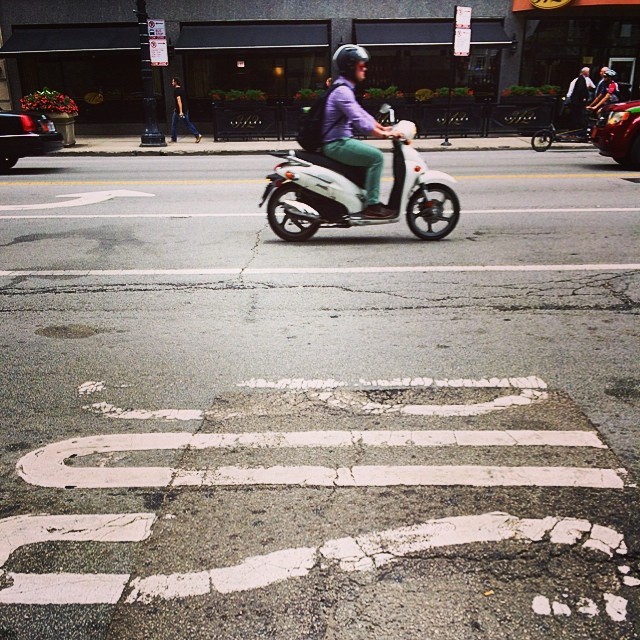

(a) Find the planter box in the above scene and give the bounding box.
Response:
[417,104,485,138]
[500,95,558,104]
[212,104,279,141]
[45,112,76,147]
[487,102,556,135]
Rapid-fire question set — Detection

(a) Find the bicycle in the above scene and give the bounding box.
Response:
[531,102,597,152]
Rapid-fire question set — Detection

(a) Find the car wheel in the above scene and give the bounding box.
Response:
[626,136,640,169]
[0,155,18,173]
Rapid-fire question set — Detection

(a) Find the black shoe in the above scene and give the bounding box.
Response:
[361,203,396,219]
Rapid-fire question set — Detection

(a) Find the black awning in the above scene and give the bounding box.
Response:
[355,21,513,47]
[175,23,329,51]
[0,26,139,56]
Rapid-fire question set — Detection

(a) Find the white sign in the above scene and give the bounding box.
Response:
[454,27,471,57]
[455,6,472,28]
[147,19,166,38]
[150,38,169,66]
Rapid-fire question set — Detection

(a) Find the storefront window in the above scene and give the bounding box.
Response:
[365,47,501,100]
[186,50,329,101]
[18,53,165,123]
[521,18,640,99]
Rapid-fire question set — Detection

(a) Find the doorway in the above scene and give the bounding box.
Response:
[608,57,636,101]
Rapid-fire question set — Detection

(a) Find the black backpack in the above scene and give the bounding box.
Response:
[296,82,348,152]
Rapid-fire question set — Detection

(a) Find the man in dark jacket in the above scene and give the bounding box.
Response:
[565,67,595,131]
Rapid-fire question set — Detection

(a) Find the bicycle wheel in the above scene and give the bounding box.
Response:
[531,129,554,152]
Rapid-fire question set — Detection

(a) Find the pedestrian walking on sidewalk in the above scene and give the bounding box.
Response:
[171,77,202,143]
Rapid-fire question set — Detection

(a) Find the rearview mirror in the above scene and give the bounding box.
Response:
[378,103,396,124]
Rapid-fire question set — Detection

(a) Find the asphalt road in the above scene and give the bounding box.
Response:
[0,148,639,639]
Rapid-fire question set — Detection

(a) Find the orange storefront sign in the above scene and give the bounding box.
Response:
[513,0,640,9]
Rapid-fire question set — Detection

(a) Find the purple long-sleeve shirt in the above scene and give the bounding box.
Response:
[322,77,377,143]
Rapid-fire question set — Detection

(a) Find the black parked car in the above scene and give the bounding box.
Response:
[0,110,63,172]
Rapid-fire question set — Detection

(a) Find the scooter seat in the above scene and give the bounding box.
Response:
[295,150,368,189]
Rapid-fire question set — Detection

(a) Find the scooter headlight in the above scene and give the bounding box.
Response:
[393,120,417,141]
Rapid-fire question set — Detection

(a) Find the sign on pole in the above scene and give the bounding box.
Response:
[147,18,168,67]
[453,6,472,57]
[147,19,166,38]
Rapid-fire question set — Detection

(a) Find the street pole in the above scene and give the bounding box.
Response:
[135,0,166,146]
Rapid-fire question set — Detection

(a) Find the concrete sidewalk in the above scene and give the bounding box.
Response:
[51,134,585,156]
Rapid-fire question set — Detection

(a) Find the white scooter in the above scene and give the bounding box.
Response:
[260,107,460,241]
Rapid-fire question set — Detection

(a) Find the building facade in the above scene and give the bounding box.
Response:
[0,0,638,133]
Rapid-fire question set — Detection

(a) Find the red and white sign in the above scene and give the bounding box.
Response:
[149,39,168,66]
[454,6,472,57]
[455,6,472,28]
[147,18,168,66]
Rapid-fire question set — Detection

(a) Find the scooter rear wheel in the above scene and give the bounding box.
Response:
[267,184,320,242]
[406,184,460,241]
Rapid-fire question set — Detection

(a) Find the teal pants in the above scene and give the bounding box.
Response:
[323,138,383,206]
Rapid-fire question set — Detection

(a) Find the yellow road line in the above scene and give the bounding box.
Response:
[1,173,639,187]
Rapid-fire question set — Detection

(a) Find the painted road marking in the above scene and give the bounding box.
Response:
[0,207,639,220]
[0,513,156,605]
[532,593,630,622]
[80,376,549,421]
[237,376,548,389]
[16,432,621,490]
[125,513,629,604]
[0,512,630,606]
[82,389,548,420]
[0,190,154,211]
[1,263,640,278]
[0,513,156,567]
[1,171,640,188]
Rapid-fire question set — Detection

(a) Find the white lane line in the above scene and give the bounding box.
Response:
[16,434,622,490]
[0,190,154,212]
[0,213,264,220]
[171,465,625,489]
[0,512,155,606]
[84,402,203,421]
[0,573,131,605]
[317,388,548,416]
[0,512,628,605]
[16,430,609,489]
[0,513,156,567]
[604,593,629,622]
[1,264,639,278]
[83,390,548,421]
[238,376,548,389]
[78,381,106,396]
[0,207,638,220]
[126,513,627,603]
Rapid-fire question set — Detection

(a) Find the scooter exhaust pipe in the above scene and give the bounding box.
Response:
[282,200,321,222]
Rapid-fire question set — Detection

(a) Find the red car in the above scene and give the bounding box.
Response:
[591,99,640,169]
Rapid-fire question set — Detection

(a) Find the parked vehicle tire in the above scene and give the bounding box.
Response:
[0,155,18,173]
[531,129,553,152]
[626,136,640,169]
[406,184,460,241]
[267,183,320,242]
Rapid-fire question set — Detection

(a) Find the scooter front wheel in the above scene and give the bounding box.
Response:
[406,185,460,241]
[267,184,320,242]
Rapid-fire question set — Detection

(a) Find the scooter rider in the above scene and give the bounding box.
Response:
[322,44,402,219]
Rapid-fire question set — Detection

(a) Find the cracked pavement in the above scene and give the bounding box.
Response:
[0,152,639,639]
